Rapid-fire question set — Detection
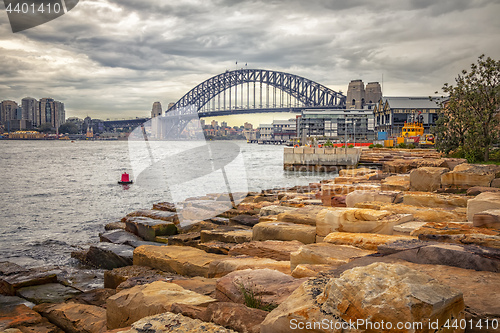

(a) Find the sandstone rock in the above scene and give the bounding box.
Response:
[106,281,216,329]
[393,221,428,235]
[380,174,410,191]
[229,214,260,227]
[175,220,220,234]
[319,262,465,331]
[216,268,304,306]
[321,182,381,196]
[443,158,467,170]
[196,241,235,255]
[163,232,200,247]
[200,228,252,244]
[492,178,500,188]
[259,205,297,216]
[409,167,449,192]
[467,191,500,222]
[345,190,401,208]
[355,202,467,222]
[388,243,500,272]
[170,277,216,296]
[16,283,81,305]
[152,201,176,212]
[467,186,500,196]
[339,167,378,177]
[203,302,268,333]
[123,216,177,241]
[104,221,126,231]
[104,265,174,289]
[69,288,117,308]
[80,243,134,269]
[124,209,179,224]
[474,209,500,229]
[260,275,333,333]
[0,294,35,309]
[0,304,47,331]
[316,207,413,236]
[208,257,290,278]
[99,229,143,246]
[0,263,57,296]
[133,245,225,278]
[290,243,375,271]
[252,222,316,244]
[228,240,303,261]
[119,312,237,333]
[276,205,324,226]
[403,192,469,208]
[411,222,500,249]
[291,264,332,278]
[35,302,107,333]
[323,232,416,250]
[442,163,500,188]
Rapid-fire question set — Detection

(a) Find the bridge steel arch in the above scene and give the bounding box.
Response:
[166,69,346,115]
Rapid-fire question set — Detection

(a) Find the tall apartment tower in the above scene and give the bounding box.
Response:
[22,97,39,125]
[0,100,18,124]
[346,80,365,109]
[151,102,162,118]
[365,82,382,104]
[38,98,65,129]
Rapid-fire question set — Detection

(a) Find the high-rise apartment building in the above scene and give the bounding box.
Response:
[38,98,65,129]
[0,100,18,124]
[22,97,39,125]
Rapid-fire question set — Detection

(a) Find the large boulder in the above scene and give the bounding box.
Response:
[473,209,500,229]
[215,268,305,306]
[16,283,81,305]
[202,302,268,333]
[119,312,237,333]
[123,216,177,241]
[402,192,469,208]
[104,265,174,289]
[99,229,144,246]
[290,243,375,271]
[316,207,413,236]
[200,228,252,244]
[124,209,179,223]
[133,245,225,278]
[355,202,467,222]
[345,190,401,208]
[380,174,410,191]
[259,205,298,216]
[0,304,63,333]
[467,192,500,222]
[0,262,57,296]
[106,281,216,329]
[409,167,449,192]
[78,243,134,269]
[275,206,324,226]
[34,302,107,333]
[252,222,316,244]
[228,240,304,261]
[323,232,416,250]
[261,262,465,333]
[441,163,500,188]
[207,257,290,278]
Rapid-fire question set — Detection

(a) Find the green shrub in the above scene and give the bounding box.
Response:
[374,143,383,148]
[368,144,374,149]
[348,144,354,148]
[398,143,408,149]
[408,143,416,149]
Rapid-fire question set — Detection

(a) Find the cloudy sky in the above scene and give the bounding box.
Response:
[1,0,499,122]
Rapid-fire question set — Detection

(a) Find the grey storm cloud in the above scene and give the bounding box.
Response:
[0,0,499,119]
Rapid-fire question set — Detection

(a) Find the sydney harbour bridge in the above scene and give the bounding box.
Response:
[105,69,346,134]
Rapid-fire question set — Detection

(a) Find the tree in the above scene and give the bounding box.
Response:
[38,122,54,133]
[433,55,500,162]
[58,122,79,134]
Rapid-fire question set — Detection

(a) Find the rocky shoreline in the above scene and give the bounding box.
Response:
[1,151,500,333]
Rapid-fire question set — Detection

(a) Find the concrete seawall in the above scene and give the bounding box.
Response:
[283,147,361,171]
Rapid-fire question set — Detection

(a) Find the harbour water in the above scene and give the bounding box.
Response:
[0,140,336,268]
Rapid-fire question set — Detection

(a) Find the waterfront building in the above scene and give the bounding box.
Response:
[38,98,65,130]
[373,97,444,136]
[151,102,162,118]
[297,109,375,142]
[0,100,18,124]
[22,97,39,125]
[272,119,296,141]
[244,122,253,130]
[258,124,273,141]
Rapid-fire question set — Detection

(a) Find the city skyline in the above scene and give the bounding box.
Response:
[1,0,499,121]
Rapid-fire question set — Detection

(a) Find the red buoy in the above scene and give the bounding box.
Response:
[118,172,133,184]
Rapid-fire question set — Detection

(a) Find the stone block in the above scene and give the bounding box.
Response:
[442,163,500,188]
[124,216,177,241]
[467,192,500,222]
[228,240,303,261]
[323,232,416,250]
[16,283,81,305]
[133,245,225,278]
[276,205,324,226]
[35,302,106,333]
[252,222,316,244]
[200,228,252,244]
[207,257,290,278]
[106,281,216,329]
[345,190,401,207]
[473,209,500,229]
[381,174,410,191]
[259,205,297,216]
[403,192,470,208]
[409,167,449,192]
